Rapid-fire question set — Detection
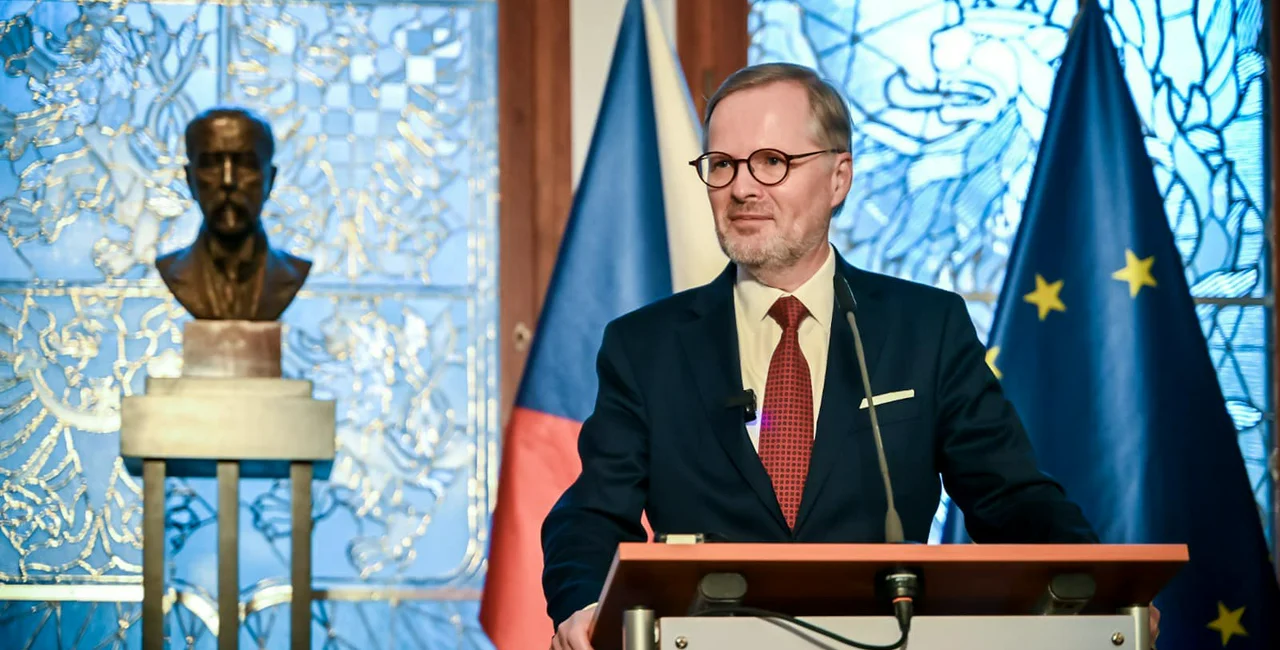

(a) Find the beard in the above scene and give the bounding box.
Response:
[715,211,830,273]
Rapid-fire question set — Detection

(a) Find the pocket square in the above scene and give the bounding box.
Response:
[859,389,915,409]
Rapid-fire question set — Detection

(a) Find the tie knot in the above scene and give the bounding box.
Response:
[768,295,809,331]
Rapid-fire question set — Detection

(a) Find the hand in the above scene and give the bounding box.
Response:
[551,605,597,650]
[1149,603,1161,647]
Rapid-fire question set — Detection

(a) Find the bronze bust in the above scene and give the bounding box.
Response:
[157,107,310,321]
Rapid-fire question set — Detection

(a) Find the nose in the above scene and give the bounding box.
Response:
[220,155,234,188]
[728,159,763,203]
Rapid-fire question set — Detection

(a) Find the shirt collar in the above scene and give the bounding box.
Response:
[734,243,835,331]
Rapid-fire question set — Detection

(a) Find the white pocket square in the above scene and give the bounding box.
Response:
[859,389,915,409]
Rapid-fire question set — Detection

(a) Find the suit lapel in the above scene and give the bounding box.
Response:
[256,250,278,318]
[165,245,212,318]
[255,247,309,320]
[677,265,789,532]
[795,258,889,532]
[256,249,288,319]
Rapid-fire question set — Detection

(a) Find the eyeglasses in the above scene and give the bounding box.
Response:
[688,148,844,188]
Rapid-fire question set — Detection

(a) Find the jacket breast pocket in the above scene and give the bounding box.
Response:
[852,398,921,430]
[859,400,934,482]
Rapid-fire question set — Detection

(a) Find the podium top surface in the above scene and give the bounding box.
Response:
[591,542,1188,649]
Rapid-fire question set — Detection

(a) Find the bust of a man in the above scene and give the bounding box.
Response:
[157,107,310,321]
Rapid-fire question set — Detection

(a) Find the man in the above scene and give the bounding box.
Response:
[157,107,310,321]
[542,63,1125,650]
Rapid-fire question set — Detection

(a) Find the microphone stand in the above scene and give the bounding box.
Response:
[835,273,921,635]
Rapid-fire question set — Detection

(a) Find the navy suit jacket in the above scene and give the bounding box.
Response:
[540,252,1097,626]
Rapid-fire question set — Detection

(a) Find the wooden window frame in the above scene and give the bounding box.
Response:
[1267,0,1279,582]
[496,0,748,424]
[497,0,573,425]
[676,0,750,121]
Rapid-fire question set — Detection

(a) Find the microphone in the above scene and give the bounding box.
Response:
[1031,573,1095,615]
[687,572,748,615]
[833,273,904,543]
[724,389,757,422]
[835,273,917,636]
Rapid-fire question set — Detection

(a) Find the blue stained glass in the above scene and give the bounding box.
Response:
[0,1,499,648]
[751,0,1272,546]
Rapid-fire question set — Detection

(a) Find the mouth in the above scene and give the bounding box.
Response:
[939,79,996,106]
[724,215,773,236]
[216,199,247,214]
[209,202,251,228]
[885,69,996,110]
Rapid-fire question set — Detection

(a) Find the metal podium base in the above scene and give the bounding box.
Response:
[643,610,1150,650]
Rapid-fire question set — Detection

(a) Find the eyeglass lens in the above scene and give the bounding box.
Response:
[696,149,791,187]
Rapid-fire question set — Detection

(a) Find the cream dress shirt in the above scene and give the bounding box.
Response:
[733,243,836,450]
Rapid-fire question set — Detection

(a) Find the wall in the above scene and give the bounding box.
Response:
[572,0,677,187]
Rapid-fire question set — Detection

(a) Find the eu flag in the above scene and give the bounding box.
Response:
[942,1,1279,647]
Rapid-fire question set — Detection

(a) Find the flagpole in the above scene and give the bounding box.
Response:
[1268,0,1280,584]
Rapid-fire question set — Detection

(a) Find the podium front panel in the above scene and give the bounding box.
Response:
[659,615,1141,650]
[593,542,1185,648]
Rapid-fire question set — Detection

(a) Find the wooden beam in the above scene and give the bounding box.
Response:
[498,0,572,425]
[676,0,750,122]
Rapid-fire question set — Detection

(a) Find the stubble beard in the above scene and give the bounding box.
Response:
[716,214,829,275]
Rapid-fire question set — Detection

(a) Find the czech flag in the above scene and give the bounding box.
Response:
[478,0,726,647]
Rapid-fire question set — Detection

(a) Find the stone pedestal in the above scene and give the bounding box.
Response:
[182,320,282,378]
[120,320,334,650]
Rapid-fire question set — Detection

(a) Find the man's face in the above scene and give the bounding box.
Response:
[186,114,275,241]
[704,81,850,272]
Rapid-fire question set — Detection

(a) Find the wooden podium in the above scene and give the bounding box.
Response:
[591,542,1187,650]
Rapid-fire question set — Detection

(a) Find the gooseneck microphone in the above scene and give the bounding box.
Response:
[691,273,918,648]
[834,273,917,637]
[833,274,904,543]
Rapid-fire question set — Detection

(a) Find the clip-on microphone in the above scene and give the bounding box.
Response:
[835,273,919,635]
[724,389,757,422]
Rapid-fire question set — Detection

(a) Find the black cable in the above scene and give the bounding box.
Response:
[690,605,909,650]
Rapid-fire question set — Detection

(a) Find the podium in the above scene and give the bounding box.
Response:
[591,542,1188,650]
[119,321,336,650]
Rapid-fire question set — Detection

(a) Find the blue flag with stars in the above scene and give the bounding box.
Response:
[942,1,1279,648]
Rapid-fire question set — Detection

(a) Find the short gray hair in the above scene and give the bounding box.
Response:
[701,62,852,155]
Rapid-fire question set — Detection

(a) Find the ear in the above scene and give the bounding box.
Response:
[265,164,277,195]
[185,163,198,201]
[829,151,853,211]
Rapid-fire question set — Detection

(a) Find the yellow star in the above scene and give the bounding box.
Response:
[1207,602,1247,646]
[985,346,1002,380]
[1112,249,1157,297]
[1023,274,1066,321]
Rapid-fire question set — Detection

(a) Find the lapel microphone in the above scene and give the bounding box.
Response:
[835,272,918,636]
[724,389,757,423]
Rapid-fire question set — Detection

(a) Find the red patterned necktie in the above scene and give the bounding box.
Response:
[758,295,814,529]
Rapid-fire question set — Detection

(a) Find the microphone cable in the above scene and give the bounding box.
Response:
[691,605,911,650]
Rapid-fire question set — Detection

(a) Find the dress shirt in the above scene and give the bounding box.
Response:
[733,243,836,450]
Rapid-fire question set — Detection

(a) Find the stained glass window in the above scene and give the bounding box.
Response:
[0,1,498,647]
[750,0,1273,545]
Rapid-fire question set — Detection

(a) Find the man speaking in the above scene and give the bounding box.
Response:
[541,62,1098,650]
